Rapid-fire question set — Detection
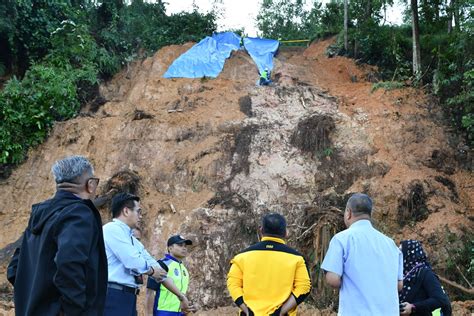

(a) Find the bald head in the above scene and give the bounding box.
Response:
[346,193,373,217]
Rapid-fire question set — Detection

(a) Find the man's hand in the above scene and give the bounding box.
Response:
[182,300,197,314]
[151,265,167,279]
[179,295,192,313]
[239,302,250,315]
[278,294,297,315]
[400,302,414,315]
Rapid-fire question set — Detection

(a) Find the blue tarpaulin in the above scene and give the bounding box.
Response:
[243,37,280,74]
[163,32,241,78]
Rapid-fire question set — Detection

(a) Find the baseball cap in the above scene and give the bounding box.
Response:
[167,235,192,247]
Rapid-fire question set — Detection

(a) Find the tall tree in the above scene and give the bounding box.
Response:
[411,0,422,78]
[447,0,454,33]
[344,0,348,50]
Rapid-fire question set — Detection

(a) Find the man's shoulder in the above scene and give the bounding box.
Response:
[331,228,351,241]
[370,228,397,246]
[38,195,95,224]
[161,257,174,266]
[239,241,303,257]
[103,220,123,234]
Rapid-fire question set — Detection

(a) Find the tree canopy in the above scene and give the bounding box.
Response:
[0,0,217,166]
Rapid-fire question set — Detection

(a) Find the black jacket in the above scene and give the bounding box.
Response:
[7,190,108,316]
[405,267,452,316]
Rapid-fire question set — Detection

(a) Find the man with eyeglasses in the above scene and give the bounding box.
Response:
[7,155,108,316]
[103,192,167,316]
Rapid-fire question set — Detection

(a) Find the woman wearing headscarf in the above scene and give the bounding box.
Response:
[399,240,452,316]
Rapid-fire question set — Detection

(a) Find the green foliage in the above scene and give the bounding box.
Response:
[0,63,5,77]
[0,65,78,163]
[444,229,474,300]
[0,0,218,166]
[7,0,78,74]
[92,2,216,65]
[434,30,474,144]
[257,0,323,40]
[371,81,405,92]
[320,1,344,35]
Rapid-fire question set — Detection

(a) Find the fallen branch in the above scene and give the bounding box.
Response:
[297,218,322,241]
[439,275,474,295]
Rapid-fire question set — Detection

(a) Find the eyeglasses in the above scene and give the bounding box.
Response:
[133,208,142,215]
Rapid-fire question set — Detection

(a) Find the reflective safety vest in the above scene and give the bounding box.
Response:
[261,70,269,80]
[147,254,189,315]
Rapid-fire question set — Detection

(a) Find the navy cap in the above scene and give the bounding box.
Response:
[167,235,192,247]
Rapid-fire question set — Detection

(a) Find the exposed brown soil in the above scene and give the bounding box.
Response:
[0,38,472,315]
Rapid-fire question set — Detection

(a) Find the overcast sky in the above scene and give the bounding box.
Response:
[166,0,405,37]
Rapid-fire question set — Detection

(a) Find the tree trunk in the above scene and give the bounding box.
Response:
[411,0,422,78]
[447,0,453,33]
[365,0,372,22]
[344,0,348,51]
[453,0,460,31]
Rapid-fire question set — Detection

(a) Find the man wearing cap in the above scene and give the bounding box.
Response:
[146,235,196,316]
[103,193,167,316]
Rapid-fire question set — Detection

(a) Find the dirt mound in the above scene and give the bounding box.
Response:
[0,38,472,315]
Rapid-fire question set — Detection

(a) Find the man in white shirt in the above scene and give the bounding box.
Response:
[103,193,166,316]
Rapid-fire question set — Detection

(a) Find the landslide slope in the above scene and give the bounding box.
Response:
[0,38,472,315]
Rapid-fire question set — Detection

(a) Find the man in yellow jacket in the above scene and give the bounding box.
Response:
[227,213,311,316]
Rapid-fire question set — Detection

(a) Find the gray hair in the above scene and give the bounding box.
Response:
[346,193,373,216]
[51,155,94,184]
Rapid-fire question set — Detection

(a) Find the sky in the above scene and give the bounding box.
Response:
[166,0,405,37]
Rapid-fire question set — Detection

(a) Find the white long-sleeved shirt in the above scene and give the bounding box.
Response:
[103,219,158,287]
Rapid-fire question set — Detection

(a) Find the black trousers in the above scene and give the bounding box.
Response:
[104,287,137,316]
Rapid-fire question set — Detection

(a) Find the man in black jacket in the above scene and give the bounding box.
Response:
[7,155,108,316]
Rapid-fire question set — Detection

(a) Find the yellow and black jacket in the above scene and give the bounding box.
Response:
[227,236,311,316]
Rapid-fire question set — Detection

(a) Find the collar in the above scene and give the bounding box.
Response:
[54,189,82,200]
[112,218,133,236]
[349,219,372,228]
[165,253,182,263]
[261,236,286,244]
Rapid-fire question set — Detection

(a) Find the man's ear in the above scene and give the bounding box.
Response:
[122,207,129,217]
[85,180,94,194]
[346,208,352,220]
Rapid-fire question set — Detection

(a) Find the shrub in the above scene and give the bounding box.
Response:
[0,1,218,167]
[0,65,78,163]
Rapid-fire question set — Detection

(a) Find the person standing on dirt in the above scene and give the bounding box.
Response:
[146,235,196,316]
[7,155,108,315]
[227,213,311,315]
[103,193,167,316]
[259,68,271,86]
[321,193,403,315]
